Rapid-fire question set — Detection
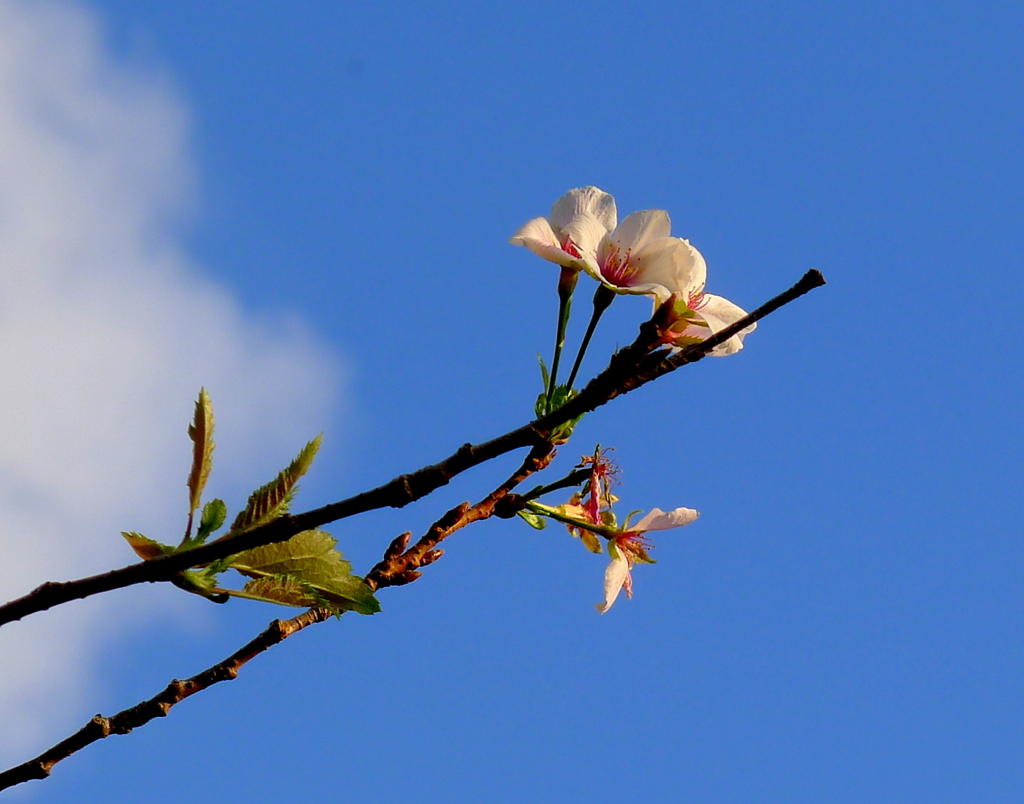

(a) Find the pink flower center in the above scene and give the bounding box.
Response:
[560,235,582,259]
[688,287,708,310]
[599,243,638,287]
[619,532,654,552]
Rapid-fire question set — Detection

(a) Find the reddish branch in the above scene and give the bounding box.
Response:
[0,440,557,792]
[0,269,824,628]
[365,442,555,590]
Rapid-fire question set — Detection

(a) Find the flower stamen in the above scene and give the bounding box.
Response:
[600,245,637,286]
[561,235,582,259]
[688,286,709,310]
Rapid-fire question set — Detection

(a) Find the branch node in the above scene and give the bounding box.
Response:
[399,475,415,503]
[383,532,411,561]
[392,569,422,586]
[90,715,112,738]
[492,494,524,519]
[420,549,444,567]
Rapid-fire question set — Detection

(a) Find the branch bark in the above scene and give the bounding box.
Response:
[0,606,333,791]
[0,439,559,792]
[366,442,555,590]
[0,269,825,628]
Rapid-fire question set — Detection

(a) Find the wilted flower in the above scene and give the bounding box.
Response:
[559,447,619,554]
[595,507,699,614]
[580,447,618,523]
[510,186,617,273]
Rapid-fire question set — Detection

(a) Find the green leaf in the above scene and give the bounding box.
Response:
[172,568,229,603]
[176,568,217,593]
[194,499,227,543]
[228,529,380,615]
[517,510,547,530]
[536,354,550,392]
[228,575,329,608]
[543,386,584,443]
[205,555,233,576]
[186,389,215,520]
[122,532,174,561]
[229,435,322,534]
[178,498,229,551]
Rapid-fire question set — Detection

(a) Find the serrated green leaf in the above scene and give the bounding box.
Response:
[228,529,379,615]
[229,435,322,533]
[186,389,215,519]
[536,354,550,391]
[195,498,227,542]
[172,568,229,603]
[206,555,233,576]
[232,575,328,608]
[122,532,175,561]
[517,509,547,530]
[177,568,217,592]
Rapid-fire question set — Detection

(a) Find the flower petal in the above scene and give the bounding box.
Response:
[560,213,611,264]
[611,209,671,252]
[510,216,557,247]
[672,238,707,297]
[510,217,582,268]
[633,506,700,532]
[697,294,754,356]
[550,186,617,234]
[599,237,692,302]
[619,237,691,301]
[595,553,631,614]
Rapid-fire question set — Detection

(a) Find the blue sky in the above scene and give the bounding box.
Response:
[2,0,1022,801]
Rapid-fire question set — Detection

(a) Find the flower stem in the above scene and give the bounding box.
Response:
[545,267,578,412]
[520,467,591,503]
[566,284,616,391]
[525,500,619,539]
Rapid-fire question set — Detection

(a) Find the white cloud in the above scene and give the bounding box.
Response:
[0,0,342,761]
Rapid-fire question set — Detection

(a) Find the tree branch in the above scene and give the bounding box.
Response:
[0,606,333,791]
[0,270,824,628]
[0,439,559,792]
[366,441,555,590]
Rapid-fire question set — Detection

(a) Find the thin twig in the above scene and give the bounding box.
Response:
[0,442,558,792]
[0,607,333,791]
[0,270,824,628]
[366,442,555,590]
